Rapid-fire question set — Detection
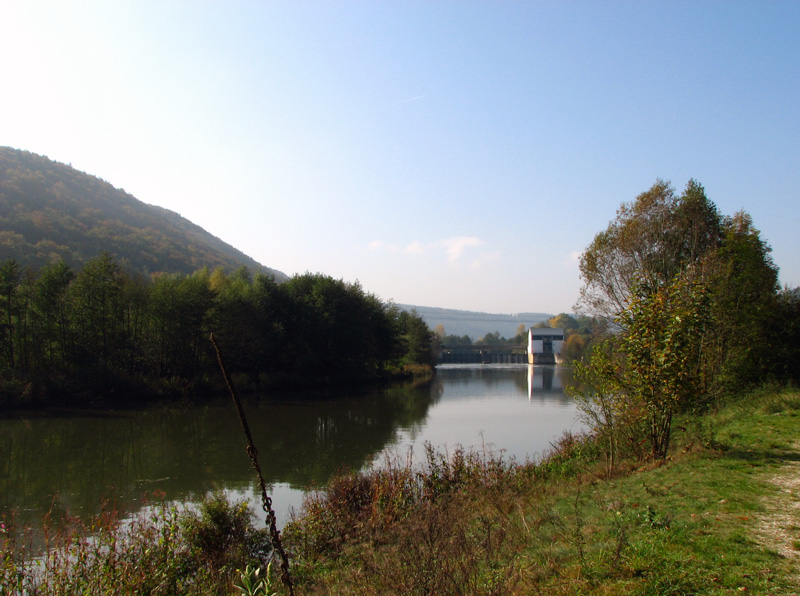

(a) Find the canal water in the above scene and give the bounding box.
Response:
[1,365,580,529]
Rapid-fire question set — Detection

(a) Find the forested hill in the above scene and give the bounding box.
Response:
[0,147,288,279]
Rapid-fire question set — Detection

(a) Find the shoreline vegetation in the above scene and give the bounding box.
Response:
[2,385,799,595]
[0,254,437,412]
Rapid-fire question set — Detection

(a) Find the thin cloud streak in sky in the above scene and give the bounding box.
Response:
[385,94,426,108]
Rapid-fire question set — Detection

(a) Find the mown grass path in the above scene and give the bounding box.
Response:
[756,440,800,585]
[559,389,800,596]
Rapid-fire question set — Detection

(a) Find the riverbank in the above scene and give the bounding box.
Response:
[3,386,798,595]
[283,385,800,595]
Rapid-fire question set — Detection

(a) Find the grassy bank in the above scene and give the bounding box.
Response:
[283,386,800,595]
[3,387,799,595]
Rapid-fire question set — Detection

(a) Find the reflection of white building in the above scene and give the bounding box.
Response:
[527,364,565,399]
[527,328,564,364]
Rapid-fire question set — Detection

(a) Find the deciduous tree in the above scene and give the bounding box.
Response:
[701,211,779,393]
[578,179,721,320]
[0,259,21,369]
[69,252,125,382]
[575,273,710,463]
[31,260,74,372]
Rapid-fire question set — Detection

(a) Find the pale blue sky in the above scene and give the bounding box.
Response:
[2,1,798,315]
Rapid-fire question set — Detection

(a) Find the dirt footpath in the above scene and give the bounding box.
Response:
[755,443,800,587]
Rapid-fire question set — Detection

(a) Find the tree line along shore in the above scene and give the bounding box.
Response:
[0,256,437,408]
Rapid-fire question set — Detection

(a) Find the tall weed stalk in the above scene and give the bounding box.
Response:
[210,333,294,595]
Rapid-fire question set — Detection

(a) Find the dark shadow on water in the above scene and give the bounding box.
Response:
[0,377,438,527]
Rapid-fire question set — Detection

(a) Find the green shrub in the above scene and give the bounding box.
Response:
[181,492,272,572]
[1,493,273,596]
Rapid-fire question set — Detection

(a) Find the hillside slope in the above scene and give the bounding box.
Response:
[0,147,287,279]
[400,304,551,340]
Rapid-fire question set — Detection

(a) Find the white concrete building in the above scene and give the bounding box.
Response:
[527,328,565,364]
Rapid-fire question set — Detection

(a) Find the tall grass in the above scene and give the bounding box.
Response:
[282,387,800,595]
[281,435,605,594]
[1,493,273,596]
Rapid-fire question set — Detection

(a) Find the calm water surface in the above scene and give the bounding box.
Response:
[1,365,580,528]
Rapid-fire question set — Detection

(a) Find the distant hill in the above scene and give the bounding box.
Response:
[399,304,552,341]
[0,147,288,280]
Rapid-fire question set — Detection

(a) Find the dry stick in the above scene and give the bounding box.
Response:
[210,333,295,596]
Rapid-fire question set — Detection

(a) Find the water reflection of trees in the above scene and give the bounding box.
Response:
[0,378,437,525]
